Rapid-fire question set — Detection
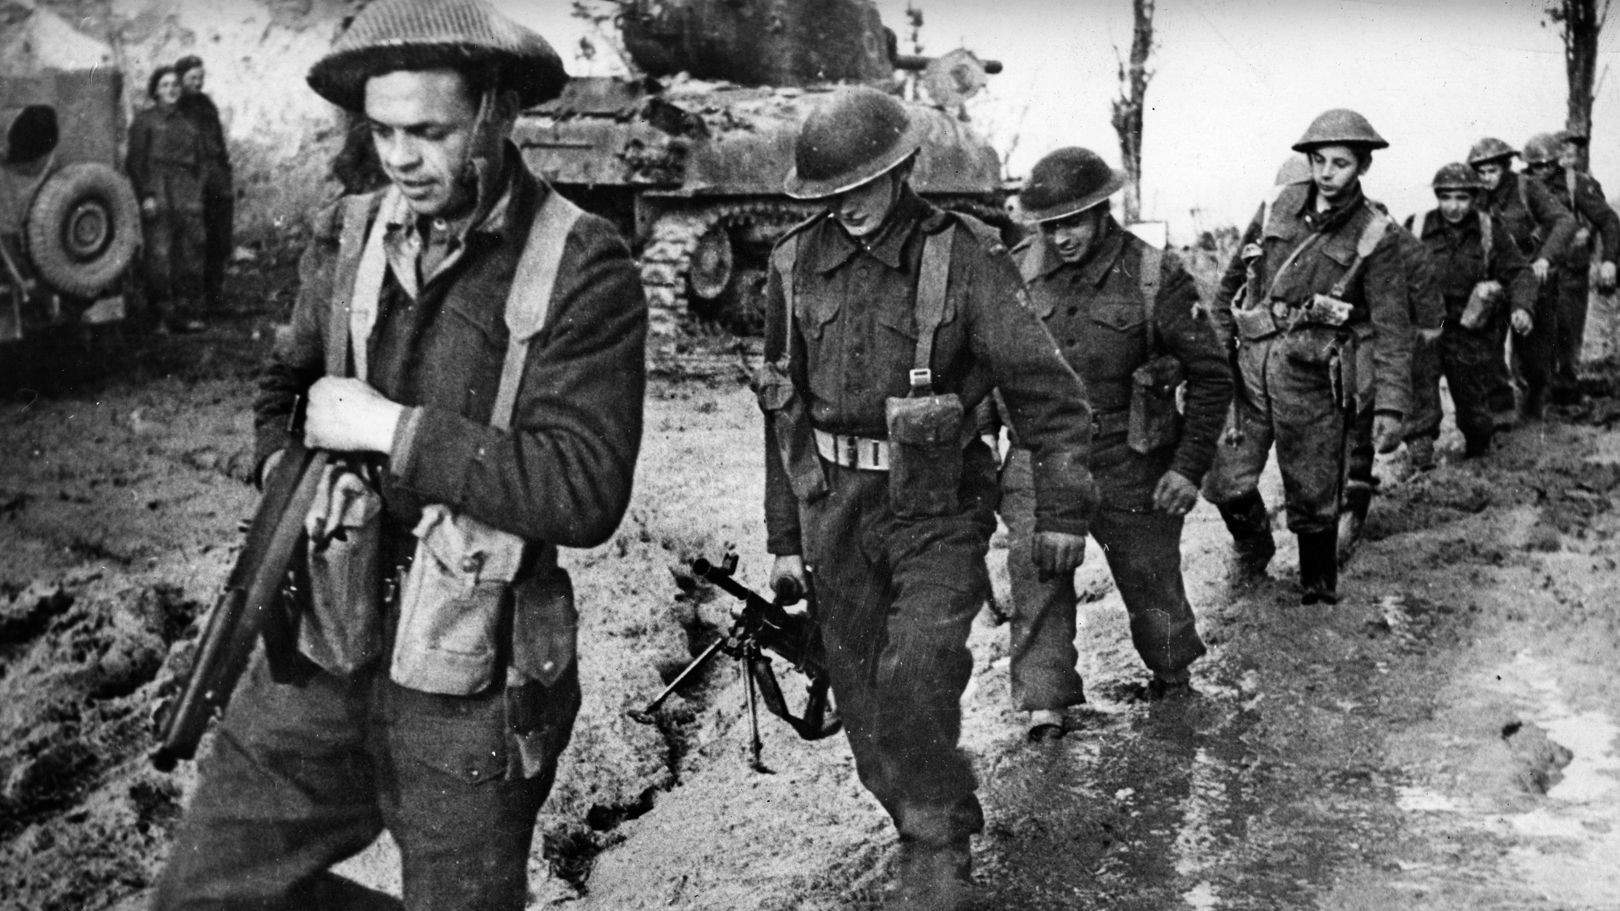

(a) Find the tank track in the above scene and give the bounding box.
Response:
[639,199,813,336]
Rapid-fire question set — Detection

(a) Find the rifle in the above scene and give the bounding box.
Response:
[628,554,841,771]
[151,418,329,772]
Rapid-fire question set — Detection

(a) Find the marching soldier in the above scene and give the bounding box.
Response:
[150,1,647,908]
[995,147,1230,738]
[174,55,233,312]
[1467,137,1576,422]
[760,86,1098,908]
[1522,131,1620,407]
[1405,163,1536,460]
[1202,109,1412,605]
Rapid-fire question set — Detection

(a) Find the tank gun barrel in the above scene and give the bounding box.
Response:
[892,53,1003,75]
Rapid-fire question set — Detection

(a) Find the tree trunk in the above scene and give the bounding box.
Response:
[1110,0,1155,225]
[1555,0,1608,155]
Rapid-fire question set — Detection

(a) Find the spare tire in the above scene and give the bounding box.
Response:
[25,162,142,299]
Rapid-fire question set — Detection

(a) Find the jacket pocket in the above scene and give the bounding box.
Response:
[391,504,525,696]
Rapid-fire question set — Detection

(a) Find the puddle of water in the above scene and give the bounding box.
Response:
[1395,785,1460,813]
[1542,712,1620,804]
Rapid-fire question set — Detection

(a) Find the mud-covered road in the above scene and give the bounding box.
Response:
[2,269,1618,911]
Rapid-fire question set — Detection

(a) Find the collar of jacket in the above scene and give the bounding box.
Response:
[1025,215,1126,285]
[807,185,934,274]
[1295,182,1367,234]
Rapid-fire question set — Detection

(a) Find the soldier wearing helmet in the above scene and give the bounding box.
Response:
[1523,131,1620,407]
[985,146,1229,733]
[1402,163,1536,462]
[761,85,1098,909]
[1200,108,1412,606]
[1467,135,1576,421]
[151,2,647,908]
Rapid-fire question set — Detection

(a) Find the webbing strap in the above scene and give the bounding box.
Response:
[1018,236,1047,284]
[326,191,383,378]
[768,236,800,369]
[1137,244,1163,353]
[1480,210,1493,271]
[1327,206,1391,300]
[490,187,584,431]
[912,226,954,376]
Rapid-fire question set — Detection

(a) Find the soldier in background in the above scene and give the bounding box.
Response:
[126,65,206,334]
[1404,164,1536,461]
[761,86,1097,909]
[997,147,1229,738]
[174,55,233,312]
[1202,109,1411,606]
[1522,132,1619,407]
[1556,128,1598,180]
[1467,138,1575,422]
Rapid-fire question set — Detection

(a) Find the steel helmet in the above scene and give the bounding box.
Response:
[1274,153,1311,186]
[307,0,567,111]
[1017,147,1127,223]
[1556,128,1589,148]
[1466,137,1518,167]
[784,86,926,200]
[1431,162,1484,192]
[1521,132,1561,166]
[1291,108,1388,153]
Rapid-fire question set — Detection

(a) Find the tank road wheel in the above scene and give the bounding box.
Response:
[687,224,734,303]
[25,162,142,299]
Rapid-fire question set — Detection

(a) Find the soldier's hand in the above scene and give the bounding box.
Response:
[1599,261,1617,293]
[305,377,405,454]
[1152,471,1199,516]
[770,555,810,616]
[1032,531,1086,581]
[1372,412,1403,455]
[1532,258,1552,285]
[1511,309,1534,335]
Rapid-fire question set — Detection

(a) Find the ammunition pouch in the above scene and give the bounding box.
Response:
[885,391,966,519]
[1232,305,1281,341]
[298,465,384,677]
[1280,324,1347,369]
[392,504,525,696]
[1459,280,1503,330]
[756,361,829,502]
[1128,354,1185,454]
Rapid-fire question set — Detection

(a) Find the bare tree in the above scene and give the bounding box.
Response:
[1110,0,1155,225]
[1547,0,1612,162]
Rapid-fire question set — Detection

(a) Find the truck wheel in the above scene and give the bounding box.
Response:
[25,162,142,299]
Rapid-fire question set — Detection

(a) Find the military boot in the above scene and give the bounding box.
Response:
[1335,483,1374,568]
[1217,490,1275,582]
[1298,530,1340,605]
[887,841,977,911]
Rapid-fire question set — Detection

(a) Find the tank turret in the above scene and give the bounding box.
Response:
[515,0,1006,342]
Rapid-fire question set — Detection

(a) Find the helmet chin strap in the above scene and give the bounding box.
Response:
[451,89,502,217]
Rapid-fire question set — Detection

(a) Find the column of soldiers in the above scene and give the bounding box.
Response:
[144,1,1617,908]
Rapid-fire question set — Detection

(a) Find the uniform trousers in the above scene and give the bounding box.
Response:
[1553,263,1592,400]
[1511,277,1562,411]
[1202,329,1349,536]
[151,650,579,911]
[1406,323,1499,447]
[201,160,234,309]
[141,166,207,314]
[999,449,1204,712]
[800,457,995,850]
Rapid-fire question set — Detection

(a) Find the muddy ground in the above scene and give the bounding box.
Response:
[2,252,1619,911]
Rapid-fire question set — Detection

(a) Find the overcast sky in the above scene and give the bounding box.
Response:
[500,0,1620,242]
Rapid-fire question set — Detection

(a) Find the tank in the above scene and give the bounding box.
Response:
[513,0,1005,338]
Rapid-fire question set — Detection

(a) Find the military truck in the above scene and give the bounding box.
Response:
[1,68,141,346]
[514,0,1004,337]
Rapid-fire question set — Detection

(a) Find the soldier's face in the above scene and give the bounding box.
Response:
[1308,145,1365,204]
[155,73,181,107]
[365,69,483,218]
[1436,189,1475,225]
[181,67,204,94]
[1474,161,1507,191]
[1559,141,1582,172]
[830,171,901,239]
[1041,206,1106,263]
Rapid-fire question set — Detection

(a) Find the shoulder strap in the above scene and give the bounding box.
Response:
[1479,210,1493,271]
[1017,237,1046,284]
[326,190,387,378]
[1137,242,1163,352]
[490,185,585,432]
[1518,173,1530,215]
[768,235,801,369]
[1327,206,1391,299]
[913,223,954,381]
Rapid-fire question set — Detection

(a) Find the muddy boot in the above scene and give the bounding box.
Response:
[1217,490,1275,582]
[1297,530,1340,605]
[888,841,977,911]
[1336,483,1373,568]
